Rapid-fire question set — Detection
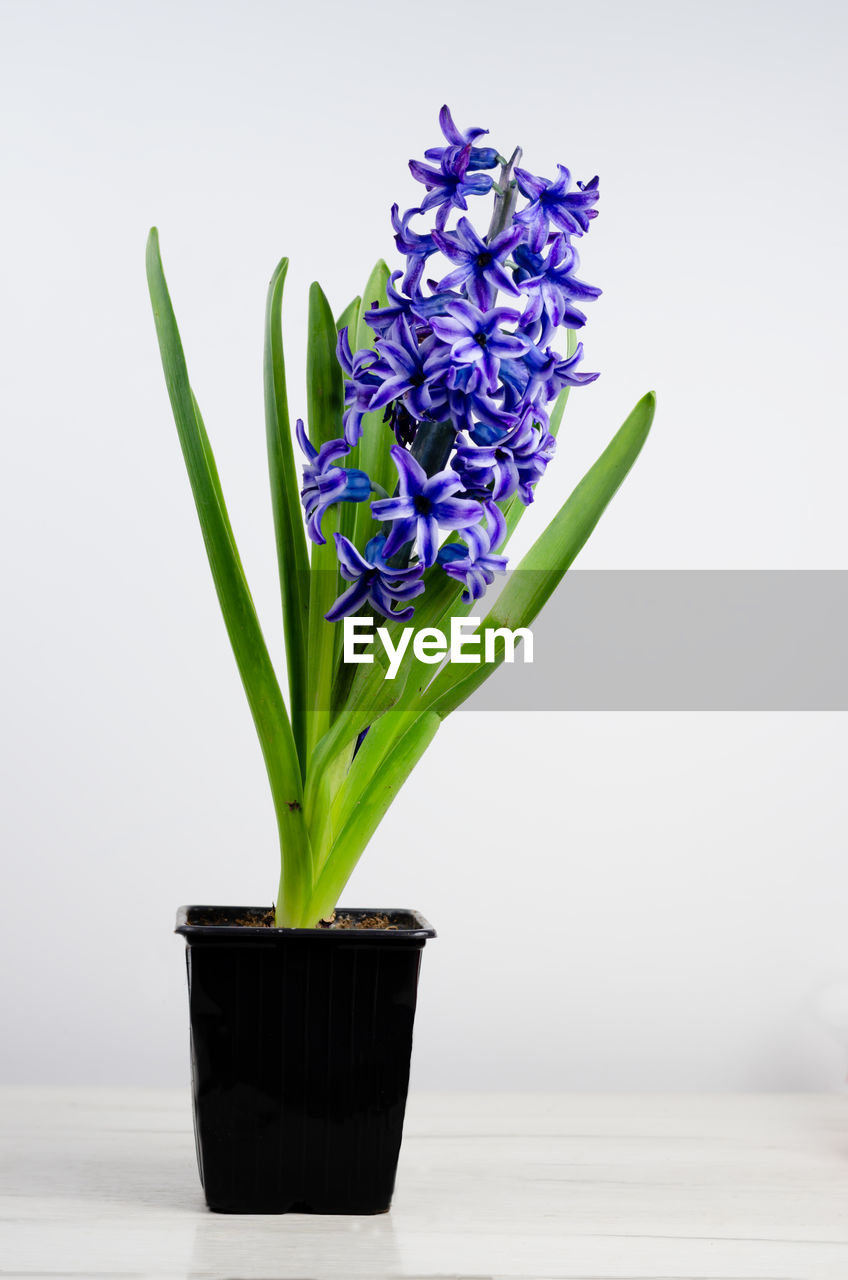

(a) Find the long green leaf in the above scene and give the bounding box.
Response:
[351,260,392,553]
[307,281,345,451]
[336,294,362,551]
[146,228,313,925]
[306,282,346,756]
[336,296,360,333]
[264,257,310,770]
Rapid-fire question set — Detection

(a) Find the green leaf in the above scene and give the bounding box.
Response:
[305,282,346,756]
[336,296,360,333]
[307,281,345,451]
[264,257,310,770]
[146,229,312,925]
[336,294,362,551]
[351,260,392,553]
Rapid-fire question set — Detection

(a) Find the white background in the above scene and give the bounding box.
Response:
[1,0,846,1089]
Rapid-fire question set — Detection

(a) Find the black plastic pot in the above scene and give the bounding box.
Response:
[175,905,435,1214]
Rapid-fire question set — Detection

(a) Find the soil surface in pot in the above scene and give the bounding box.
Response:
[190,906,400,930]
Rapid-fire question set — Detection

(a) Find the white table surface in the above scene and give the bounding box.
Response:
[1,1089,847,1280]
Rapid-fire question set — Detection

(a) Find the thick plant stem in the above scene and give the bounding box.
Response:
[275,822,314,927]
[300,710,442,926]
[488,146,522,241]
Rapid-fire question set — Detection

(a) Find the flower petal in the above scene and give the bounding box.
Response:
[325,577,371,623]
[390,443,428,496]
[333,533,372,577]
[371,496,414,521]
[435,496,483,528]
[416,515,440,566]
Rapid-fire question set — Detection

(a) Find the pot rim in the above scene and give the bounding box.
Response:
[175,904,436,942]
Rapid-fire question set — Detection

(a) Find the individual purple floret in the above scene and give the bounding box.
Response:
[456,411,557,504]
[531,342,600,401]
[409,146,494,231]
[337,329,385,445]
[432,217,521,310]
[428,301,530,394]
[437,502,508,601]
[447,375,518,436]
[325,534,425,622]
[438,543,505,601]
[513,166,600,252]
[516,235,603,343]
[391,205,438,295]
[371,446,482,566]
[366,315,452,420]
[423,105,500,172]
[365,271,457,338]
[296,419,371,544]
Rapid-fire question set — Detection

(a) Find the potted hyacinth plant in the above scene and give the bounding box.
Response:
[148,106,654,1215]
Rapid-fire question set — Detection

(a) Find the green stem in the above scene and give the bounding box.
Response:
[301,709,442,925]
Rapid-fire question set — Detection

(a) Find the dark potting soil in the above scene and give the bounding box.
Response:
[189,906,400,931]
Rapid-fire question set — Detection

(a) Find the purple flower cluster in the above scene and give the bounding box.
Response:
[298,106,601,618]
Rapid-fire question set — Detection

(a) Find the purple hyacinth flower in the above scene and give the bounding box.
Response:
[371,445,483,566]
[363,271,419,336]
[507,412,557,504]
[511,242,544,284]
[424,104,499,172]
[531,342,600,401]
[462,412,557,504]
[439,543,508,601]
[409,145,494,231]
[453,433,518,501]
[368,316,452,421]
[325,534,425,622]
[438,502,508,601]
[365,271,461,337]
[517,234,602,342]
[447,376,519,436]
[296,419,371,544]
[499,340,550,414]
[514,166,600,252]
[337,328,384,446]
[429,300,531,394]
[432,217,522,310]
[391,204,438,295]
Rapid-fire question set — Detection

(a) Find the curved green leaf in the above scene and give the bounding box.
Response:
[264,257,310,769]
[146,229,312,925]
[336,296,360,333]
[351,260,392,553]
[306,282,346,756]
